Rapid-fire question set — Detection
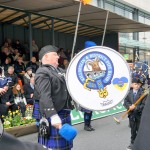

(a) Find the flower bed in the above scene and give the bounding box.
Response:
[3,107,38,137]
[5,122,38,137]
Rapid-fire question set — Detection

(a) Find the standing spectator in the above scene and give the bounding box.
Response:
[32,40,39,59]
[24,77,34,105]
[23,67,35,85]
[13,84,27,117]
[26,57,39,73]
[123,78,147,150]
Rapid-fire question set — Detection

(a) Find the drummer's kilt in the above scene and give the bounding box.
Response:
[32,100,42,120]
[32,100,73,150]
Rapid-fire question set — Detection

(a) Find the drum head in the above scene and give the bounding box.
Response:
[66,46,131,111]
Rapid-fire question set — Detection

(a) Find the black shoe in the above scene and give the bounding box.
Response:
[127,143,133,150]
[84,126,92,131]
[89,125,95,131]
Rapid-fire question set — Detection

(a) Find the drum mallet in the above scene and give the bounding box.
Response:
[113,90,149,124]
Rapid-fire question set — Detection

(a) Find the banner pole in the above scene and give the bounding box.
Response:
[101,11,109,46]
[71,1,82,60]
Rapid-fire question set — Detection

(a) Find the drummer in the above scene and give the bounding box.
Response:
[123,78,147,150]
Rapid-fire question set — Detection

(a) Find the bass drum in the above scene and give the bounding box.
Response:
[66,46,131,111]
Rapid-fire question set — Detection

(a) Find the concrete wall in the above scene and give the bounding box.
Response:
[0,23,89,52]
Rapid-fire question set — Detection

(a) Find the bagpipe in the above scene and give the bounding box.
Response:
[0,66,12,88]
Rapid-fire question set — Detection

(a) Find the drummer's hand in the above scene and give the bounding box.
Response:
[51,114,62,129]
[129,104,135,110]
[52,123,62,129]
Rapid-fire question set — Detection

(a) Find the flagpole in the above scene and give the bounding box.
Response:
[101,11,109,46]
[71,1,82,60]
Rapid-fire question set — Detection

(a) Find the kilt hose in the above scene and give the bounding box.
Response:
[32,101,73,150]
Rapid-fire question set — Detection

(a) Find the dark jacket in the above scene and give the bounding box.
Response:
[24,83,34,102]
[14,62,26,75]
[26,61,39,73]
[5,72,18,88]
[133,94,150,150]
[0,89,14,104]
[123,88,147,118]
[34,65,74,118]
[0,132,49,150]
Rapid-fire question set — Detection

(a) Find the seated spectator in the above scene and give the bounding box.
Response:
[58,48,67,67]
[0,86,18,116]
[3,57,12,72]
[26,57,39,73]
[13,84,27,117]
[60,58,69,70]
[23,67,35,85]
[13,40,26,58]
[24,77,34,105]
[65,49,71,61]
[5,66,18,88]
[14,56,26,84]
[1,47,9,64]
[12,49,21,62]
[1,41,9,51]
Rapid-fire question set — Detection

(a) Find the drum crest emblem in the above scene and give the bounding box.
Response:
[76,52,114,98]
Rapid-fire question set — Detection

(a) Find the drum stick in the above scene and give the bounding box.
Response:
[113,89,149,124]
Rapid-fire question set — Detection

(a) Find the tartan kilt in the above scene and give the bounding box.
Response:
[38,109,73,150]
[32,100,42,120]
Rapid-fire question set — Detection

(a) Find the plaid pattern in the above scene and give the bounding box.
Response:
[38,109,73,150]
[32,100,42,120]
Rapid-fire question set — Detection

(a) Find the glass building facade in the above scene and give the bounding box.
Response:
[93,0,150,63]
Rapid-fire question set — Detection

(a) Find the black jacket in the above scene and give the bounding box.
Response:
[14,62,26,75]
[0,89,14,104]
[24,83,34,101]
[5,72,18,88]
[26,61,39,73]
[0,132,49,150]
[123,88,147,118]
[34,64,73,118]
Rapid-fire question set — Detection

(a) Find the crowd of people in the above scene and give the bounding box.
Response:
[0,38,72,119]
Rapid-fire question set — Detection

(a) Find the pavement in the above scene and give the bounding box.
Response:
[18,112,131,150]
